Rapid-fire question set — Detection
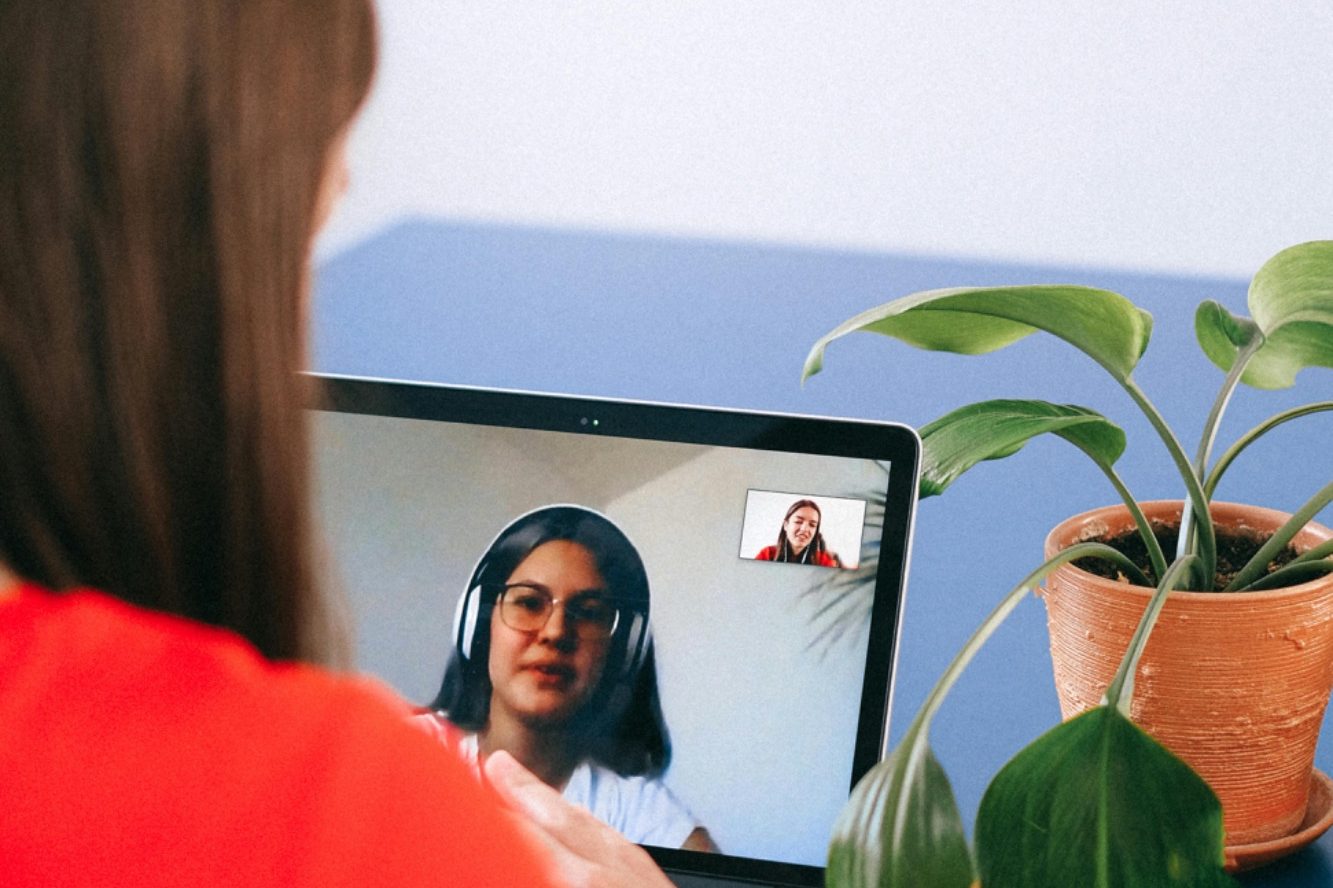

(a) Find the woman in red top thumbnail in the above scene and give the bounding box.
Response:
[755,500,843,567]
[0,2,668,886]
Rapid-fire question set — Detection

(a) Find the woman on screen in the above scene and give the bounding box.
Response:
[755,499,842,567]
[419,505,718,853]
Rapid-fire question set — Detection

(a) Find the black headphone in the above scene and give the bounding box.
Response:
[452,505,652,685]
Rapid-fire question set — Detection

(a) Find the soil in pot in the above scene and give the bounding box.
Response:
[1073,524,1300,591]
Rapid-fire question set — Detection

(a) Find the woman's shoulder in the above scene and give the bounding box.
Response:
[3,583,399,720]
[755,545,778,560]
[0,585,554,886]
[2,584,378,730]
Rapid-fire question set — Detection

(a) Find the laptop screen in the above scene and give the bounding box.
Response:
[308,374,919,887]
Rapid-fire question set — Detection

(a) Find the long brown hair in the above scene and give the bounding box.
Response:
[0,1,376,661]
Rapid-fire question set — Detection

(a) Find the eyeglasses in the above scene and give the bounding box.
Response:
[495,584,622,640]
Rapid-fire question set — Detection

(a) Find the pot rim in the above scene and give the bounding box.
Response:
[1044,499,1333,603]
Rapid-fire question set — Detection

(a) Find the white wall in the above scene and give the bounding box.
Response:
[609,446,885,865]
[320,1,1333,278]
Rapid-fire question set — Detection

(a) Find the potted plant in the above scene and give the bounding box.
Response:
[801,240,1333,887]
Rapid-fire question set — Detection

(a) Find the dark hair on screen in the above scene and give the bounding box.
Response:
[429,506,673,778]
[0,1,377,662]
[771,498,834,564]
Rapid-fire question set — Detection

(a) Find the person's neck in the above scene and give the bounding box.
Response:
[478,711,582,790]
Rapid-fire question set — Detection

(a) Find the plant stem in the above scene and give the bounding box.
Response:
[1119,378,1215,588]
[913,543,1150,730]
[1205,402,1333,498]
[1244,560,1333,592]
[1106,556,1200,717]
[1096,463,1169,580]
[912,585,1028,733]
[1290,539,1333,566]
[1227,481,1333,591]
[1181,334,1264,558]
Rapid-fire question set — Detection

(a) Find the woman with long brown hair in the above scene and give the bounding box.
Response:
[0,3,668,885]
[755,499,842,567]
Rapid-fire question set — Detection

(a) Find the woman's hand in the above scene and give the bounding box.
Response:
[483,751,675,888]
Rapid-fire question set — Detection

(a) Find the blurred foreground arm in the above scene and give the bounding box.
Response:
[484,751,675,888]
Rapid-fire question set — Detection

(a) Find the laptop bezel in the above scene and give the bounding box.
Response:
[307,372,920,887]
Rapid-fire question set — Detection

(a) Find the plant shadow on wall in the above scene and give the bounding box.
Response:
[800,461,889,660]
[802,241,1333,888]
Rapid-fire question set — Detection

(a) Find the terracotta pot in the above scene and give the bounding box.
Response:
[1041,500,1333,846]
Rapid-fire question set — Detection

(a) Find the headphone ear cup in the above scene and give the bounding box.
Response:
[454,585,484,663]
[618,613,650,680]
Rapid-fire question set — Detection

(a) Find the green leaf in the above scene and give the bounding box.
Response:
[803,285,1153,383]
[823,546,1134,888]
[1203,240,1333,390]
[827,727,974,888]
[1194,300,1264,378]
[823,545,1155,888]
[918,400,1126,498]
[975,707,1236,888]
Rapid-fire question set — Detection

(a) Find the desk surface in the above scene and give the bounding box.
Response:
[314,219,1333,886]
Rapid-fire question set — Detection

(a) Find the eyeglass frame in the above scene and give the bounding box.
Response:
[490,582,631,640]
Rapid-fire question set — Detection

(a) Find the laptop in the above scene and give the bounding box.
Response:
[307,373,920,887]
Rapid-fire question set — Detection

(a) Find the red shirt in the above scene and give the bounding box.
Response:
[0,585,556,887]
[754,545,841,567]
